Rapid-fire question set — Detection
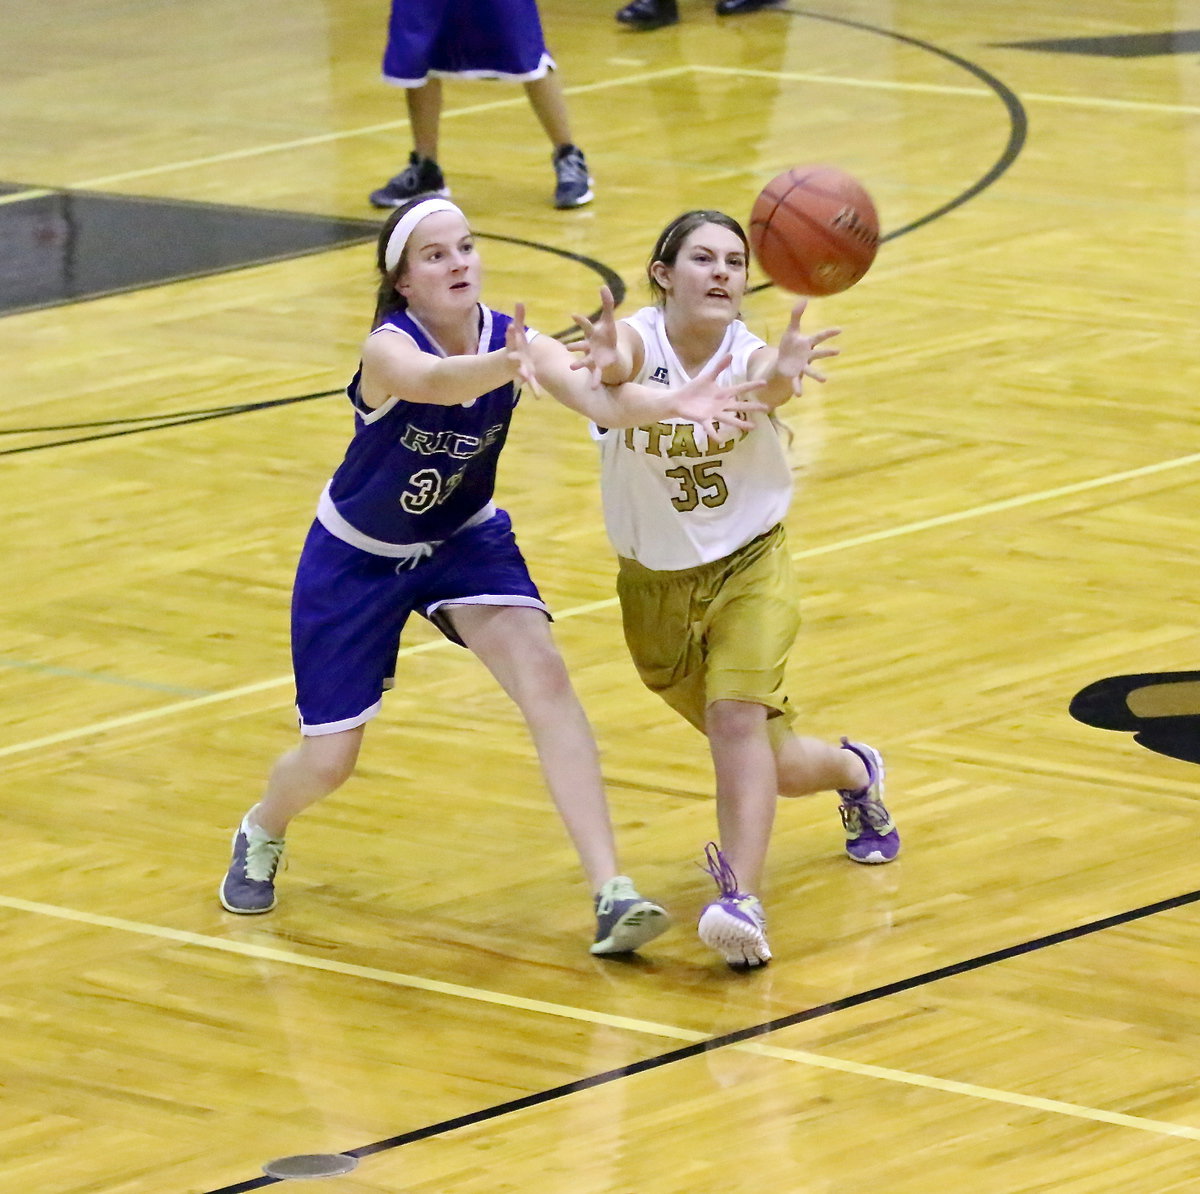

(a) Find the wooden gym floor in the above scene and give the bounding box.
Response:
[2,1,1199,1191]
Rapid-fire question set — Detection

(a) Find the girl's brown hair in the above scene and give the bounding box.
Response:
[647,210,750,304]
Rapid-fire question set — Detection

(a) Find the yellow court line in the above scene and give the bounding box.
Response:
[1,63,1184,206]
[3,448,1199,761]
[0,188,54,206]
[1,891,1197,1142]
[791,449,1200,559]
[736,1040,1200,1141]
[1018,91,1200,116]
[0,637,446,760]
[694,64,993,98]
[693,64,1200,117]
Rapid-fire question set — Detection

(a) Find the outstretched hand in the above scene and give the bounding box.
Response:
[672,353,767,440]
[775,299,841,396]
[505,302,541,396]
[567,285,621,388]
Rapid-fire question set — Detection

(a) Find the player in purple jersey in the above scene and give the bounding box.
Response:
[369,0,593,210]
[220,196,766,957]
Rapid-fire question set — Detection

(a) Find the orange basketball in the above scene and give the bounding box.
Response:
[749,165,880,296]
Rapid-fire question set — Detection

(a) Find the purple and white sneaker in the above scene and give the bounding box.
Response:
[838,739,900,864]
[697,843,770,969]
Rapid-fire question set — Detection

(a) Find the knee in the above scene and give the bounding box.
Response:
[706,699,767,743]
[514,641,574,703]
[296,736,360,791]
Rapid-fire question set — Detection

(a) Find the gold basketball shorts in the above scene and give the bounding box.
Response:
[616,523,800,747]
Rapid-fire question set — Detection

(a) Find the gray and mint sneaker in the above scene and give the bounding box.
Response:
[590,875,670,955]
[220,817,285,913]
[838,739,900,864]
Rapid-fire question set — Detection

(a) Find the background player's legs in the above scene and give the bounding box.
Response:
[407,78,443,162]
[370,79,450,206]
[523,71,593,208]
[523,72,572,149]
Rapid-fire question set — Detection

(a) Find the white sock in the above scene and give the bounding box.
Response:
[241,808,282,842]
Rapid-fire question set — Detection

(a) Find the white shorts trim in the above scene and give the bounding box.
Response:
[299,698,382,736]
[384,53,555,87]
[425,594,549,622]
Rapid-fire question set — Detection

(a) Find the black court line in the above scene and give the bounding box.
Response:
[203,882,1200,1193]
[0,391,340,457]
[0,233,623,456]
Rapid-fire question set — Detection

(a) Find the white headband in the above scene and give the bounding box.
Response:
[383,198,466,274]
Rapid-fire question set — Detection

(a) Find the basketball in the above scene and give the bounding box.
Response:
[749,165,880,296]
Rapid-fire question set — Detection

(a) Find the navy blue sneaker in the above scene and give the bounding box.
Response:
[552,144,594,209]
[616,0,679,29]
[219,818,285,913]
[369,152,450,209]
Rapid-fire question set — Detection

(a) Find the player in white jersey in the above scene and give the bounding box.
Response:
[219,197,765,959]
[572,209,901,969]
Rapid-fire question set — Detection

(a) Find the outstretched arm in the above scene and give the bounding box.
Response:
[360,325,521,409]
[528,333,765,437]
[748,299,841,409]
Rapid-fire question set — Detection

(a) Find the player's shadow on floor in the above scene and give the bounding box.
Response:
[1070,671,1200,766]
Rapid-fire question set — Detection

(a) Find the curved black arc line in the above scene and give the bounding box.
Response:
[0,391,342,457]
[785,7,1028,242]
[201,882,1200,1193]
[477,230,626,314]
[2,236,618,454]
[0,390,341,436]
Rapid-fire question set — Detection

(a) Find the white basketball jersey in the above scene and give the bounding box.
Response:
[594,306,792,570]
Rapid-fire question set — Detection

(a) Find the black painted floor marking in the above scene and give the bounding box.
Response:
[0,188,379,316]
[1,233,623,454]
[995,30,1200,58]
[1070,672,1200,764]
